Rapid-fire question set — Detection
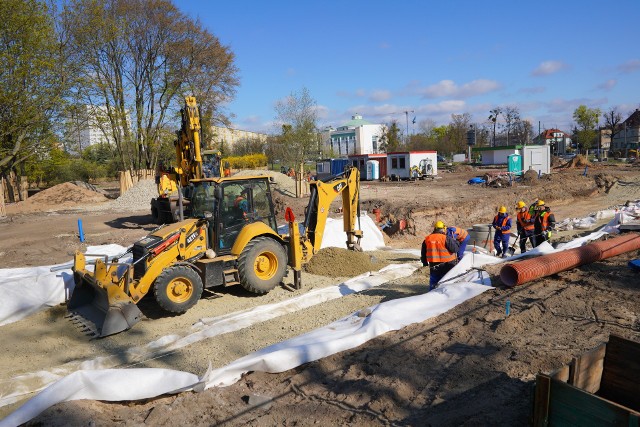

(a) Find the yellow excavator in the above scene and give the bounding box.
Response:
[151,96,220,224]
[68,167,363,337]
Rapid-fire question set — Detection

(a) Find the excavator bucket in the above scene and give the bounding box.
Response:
[67,253,143,338]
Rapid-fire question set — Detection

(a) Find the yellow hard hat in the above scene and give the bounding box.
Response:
[516,201,526,209]
[498,206,507,213]
[537,200,545,206]
[434,220,446,229]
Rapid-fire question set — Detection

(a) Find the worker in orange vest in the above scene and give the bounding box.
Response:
[421,220,459,290]
[446,225,470,261]
[516,200,536,253]
[492,206,512,258]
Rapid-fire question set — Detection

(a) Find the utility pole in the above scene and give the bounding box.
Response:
[404,110,414,145]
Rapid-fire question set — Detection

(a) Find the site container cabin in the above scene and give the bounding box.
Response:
[315,158,351,181]
[386,151,438,180]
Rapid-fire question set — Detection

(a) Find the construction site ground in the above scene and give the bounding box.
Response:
[1,162,639,426]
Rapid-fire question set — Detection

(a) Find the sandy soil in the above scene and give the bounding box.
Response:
[1,163,639,425]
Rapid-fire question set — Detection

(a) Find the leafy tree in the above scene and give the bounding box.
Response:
[0,0,68,200]
[448,113,471,154]
[232,137,266,156]
[61,0,239,172]
[274,87,318,167]
[379,121,402,153]
[573,105,601,153]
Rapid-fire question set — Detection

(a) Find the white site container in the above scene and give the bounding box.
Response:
[387,151,438,179]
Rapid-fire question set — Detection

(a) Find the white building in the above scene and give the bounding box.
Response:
[321,114,384,157]
[210,125,268,151]
[66,105,118,153]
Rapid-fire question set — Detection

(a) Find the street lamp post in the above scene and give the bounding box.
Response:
[404,110,414,145]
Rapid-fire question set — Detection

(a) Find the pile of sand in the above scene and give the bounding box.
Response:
[24,182,109,206]
[564,154,591,168]
[550,156,567,167]
[520,169,539,185]
[452,164,474,172]
[233,169,297,196]
[304,247,382,277]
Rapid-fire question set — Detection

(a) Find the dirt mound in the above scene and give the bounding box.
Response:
[304,247,382,277]
[452,164,474,172]
[520,169,539,185]
[564,154,591,168]
[551,156,567,167]
[594,173,619,193]
[24,182,109,206]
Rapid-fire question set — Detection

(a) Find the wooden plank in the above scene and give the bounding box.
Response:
[550,364,570,382]
[571,343,606,393]
[0,177,5,217]
[533,374,551,427]
[548,378,638,426]
[599,335,640,412]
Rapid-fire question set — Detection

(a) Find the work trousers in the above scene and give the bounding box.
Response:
[519,230,536,253]
[429,261,456,290]
[494,233,510,256]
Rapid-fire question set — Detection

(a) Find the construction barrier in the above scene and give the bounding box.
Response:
[119,169,155,195]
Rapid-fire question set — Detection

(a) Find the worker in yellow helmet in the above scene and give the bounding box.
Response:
[492,206,512,258]
[533,200,556,247]
[421,220,459,290]
[516,200,536,253]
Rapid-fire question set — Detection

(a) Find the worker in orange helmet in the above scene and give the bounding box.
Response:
[421,220,459,290]
[492,206,512,258]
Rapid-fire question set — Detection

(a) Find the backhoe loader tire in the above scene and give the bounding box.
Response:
[238,237,287,294]
[153,265,204,313]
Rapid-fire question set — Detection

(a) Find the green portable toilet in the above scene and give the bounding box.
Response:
[508,154,522,176]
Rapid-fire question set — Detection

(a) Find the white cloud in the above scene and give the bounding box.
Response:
[519,86,546,95]
[617,59,640,74]
[597,79,617,91]
[369,90,392,102]
[420,79,501,99]
[531,60,568,76]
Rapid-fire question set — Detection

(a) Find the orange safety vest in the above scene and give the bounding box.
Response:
[424,233,457,264]
[539,211,551,231]
[517,211,534,231]
[493,215,510,230]
[449,226,469,242]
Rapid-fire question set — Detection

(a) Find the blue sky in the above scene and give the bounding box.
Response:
[175,0,640,135]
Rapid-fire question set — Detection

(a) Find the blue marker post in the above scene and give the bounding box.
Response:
[78,219,85,243]
[505,298,511,316]
[583,165,588,176]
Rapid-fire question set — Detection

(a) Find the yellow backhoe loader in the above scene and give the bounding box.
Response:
[68,167,363,337]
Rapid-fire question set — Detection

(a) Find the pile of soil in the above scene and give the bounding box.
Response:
[23,182,109,206]
[451,164,474,172]
[594,173,619,193]
[550,156,567,167]
[304,247,383,277]
[520,169,539,185]
[564,154,591,168]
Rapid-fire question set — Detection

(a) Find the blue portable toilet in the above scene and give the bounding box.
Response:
[508,154,522,176]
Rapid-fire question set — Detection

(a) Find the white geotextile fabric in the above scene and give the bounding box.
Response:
[3,200,639,426]
[0,369,201,427]
[0,264,417,410]
[0,244,128,326]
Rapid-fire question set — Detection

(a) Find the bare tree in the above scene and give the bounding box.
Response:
[274,87,318,168]
[602,107,623,155]
[62,0,239,171]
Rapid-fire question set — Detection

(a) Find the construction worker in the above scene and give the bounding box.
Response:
[233,189,250,219]
[516,200,536,253]
[421,220,459,290]
[534,200,556,246]
[492,206,512,257]
[446,225,470,261]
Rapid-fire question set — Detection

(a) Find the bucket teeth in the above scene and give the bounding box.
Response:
[66,310,100,337]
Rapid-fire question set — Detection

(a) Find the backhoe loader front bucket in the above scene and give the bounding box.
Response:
[68,252,143,338]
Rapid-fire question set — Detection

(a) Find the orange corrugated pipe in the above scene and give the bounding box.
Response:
[500,233,640,287]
